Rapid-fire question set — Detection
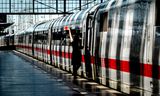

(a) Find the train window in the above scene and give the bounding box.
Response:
[34,34,38,44]
[34,33,44,44]
[52,32,62,40]
[156,0,160,26]
[155,27,160,48]
[100,12,108,32]
[43,33,48,44]
[28,35,32,44]
[62,30,71,46]
[18,36,23,43]
[21,36,23,43]
[51,32,63,45]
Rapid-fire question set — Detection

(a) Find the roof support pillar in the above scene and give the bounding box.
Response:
[79,0,81,10]
[33,0,35,13]
[64,0,66,16]
[56,0,58,13]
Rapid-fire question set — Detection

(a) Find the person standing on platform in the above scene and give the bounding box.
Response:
[68,27,82,80]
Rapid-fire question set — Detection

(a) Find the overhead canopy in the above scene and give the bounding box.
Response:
[0,23,14,31]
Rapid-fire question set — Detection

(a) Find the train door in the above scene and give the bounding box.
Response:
[25,34,29,55]
[92,9,109,83]
[149,0,160,94]
[34,32,38,59]
[24,35,26,54]
[40,31,43,60]
[32,32,35,57]
[85,13,96,80]
[51,29,57,66]
[24,35,27,53]
[94,13,101,83]
[22,35,25,53]
[42,31,46,62]
[44,31,49,63]
[28,34,32,56]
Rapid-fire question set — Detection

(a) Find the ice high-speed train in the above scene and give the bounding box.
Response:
[0,0,160,95]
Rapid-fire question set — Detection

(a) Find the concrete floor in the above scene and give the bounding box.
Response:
[0,51,127,96]
[0,51,82,96]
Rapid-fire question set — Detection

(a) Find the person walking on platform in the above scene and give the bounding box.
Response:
[68,27,82,80]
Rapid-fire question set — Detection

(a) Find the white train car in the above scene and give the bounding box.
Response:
[14,0,160,95]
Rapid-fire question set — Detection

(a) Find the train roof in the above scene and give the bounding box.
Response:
[51,4,100,31]
[25,24,37,34]
[15,0,150,35]
[15,2,100,35]
[15,30,26,35]
[51,17,64,31]
[34,20,55,32]
[21,19,55,34]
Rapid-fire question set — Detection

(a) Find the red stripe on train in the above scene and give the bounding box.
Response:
[16,45,160,79]
[120,60,130,72]
[143,64,152,78]
[101,58,130,72]
[109,59,117,70]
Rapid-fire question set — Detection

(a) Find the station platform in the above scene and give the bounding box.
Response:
[0,51,127,96]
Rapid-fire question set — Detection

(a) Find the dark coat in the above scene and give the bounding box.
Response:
[71,35,82,66]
